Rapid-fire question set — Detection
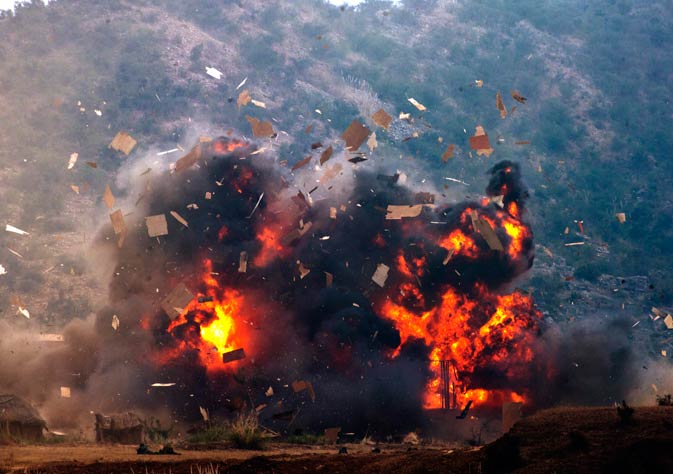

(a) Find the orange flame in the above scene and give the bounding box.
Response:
[254,226,284,267]
[382,287,539,408]
[161,260,250,373]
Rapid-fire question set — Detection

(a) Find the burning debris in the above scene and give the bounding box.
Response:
[83,133,541,433]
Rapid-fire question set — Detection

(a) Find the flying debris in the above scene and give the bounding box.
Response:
[109,131,137,155]
[469,126,493,156]
[320,145,334,165]
[511,90,527,104]
[496,92,507,118]
[246,116,275,138]
[237,89,251,108]
[372,109,392,129]
[222,348,246,363]
[236,76,248,90]
[161,283,194,320]
[441,144,455,162]
[145,214,168,237]
[5,224,29,236]
[205,67,222,79]
[67,152,78,170]
[341,119,371,151]
[103,185,115,209]
[407,97,427,111]
[385,204,425,220]
[170,211,189,228]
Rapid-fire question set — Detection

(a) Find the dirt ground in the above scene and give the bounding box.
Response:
[3,406,673,473]
[0,443,474,474]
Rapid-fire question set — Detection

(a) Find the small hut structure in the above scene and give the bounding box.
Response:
[95,412,145,444]
[0,394,47,441]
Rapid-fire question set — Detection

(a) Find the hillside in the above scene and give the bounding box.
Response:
[0,0,672,408]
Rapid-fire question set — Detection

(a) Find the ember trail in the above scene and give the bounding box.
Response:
[106,137,539,431]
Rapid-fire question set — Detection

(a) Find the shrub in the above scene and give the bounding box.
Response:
[616,400,635,424]
[656,394,673,406]
[227,411,263,450]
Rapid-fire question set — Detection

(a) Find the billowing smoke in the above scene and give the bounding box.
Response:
[3,133,623,436]
[75,136,545,433]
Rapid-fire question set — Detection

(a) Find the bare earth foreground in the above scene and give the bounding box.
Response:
[2,407,673,473]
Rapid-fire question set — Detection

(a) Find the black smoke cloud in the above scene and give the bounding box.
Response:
[88,137,546,434]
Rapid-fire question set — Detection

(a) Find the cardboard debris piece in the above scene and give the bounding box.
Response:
[441,144,455,162]
[67,152,78,170]
[5,224,29,236]
[237,89,251,108]
[515,141,531,145]
[60,387,71,398]
[103,185,115,209]
[251,99,266,108]
[324,427,341,444]
[399,111,411,121]
[86,161,98,168]
[319,145,334,165]
[367,132,378,152]
[109,131,137,155]
[511,90,527,104]
[70,184,80,195]
[238,251,248,273]
[341,119,371,151]
[386,204,425,220]
[18,306,30,319]
[443,248,455,265]
[329,207,337,219]
[469,126,493,157]
[496,91,507,119]
[665,315,673,330]
[161,283,194,320]
[615,212,626,224]
[205,66,222,79]
[170,211,189,228]
[111,314,120,331]
[281,222,313,246]
[490,195,505,208]
[407,97,427,112]
[175,144,202,173]
[109,210,126,247]
[372,108,392,129]
[222,348,246,363]
[470,211,504,251]
[199,406,209,422]
[298,261,311,279]
[348,156,367,164]
[292,380,316,402]
[292,155,312,171]
[145,214,168,237]
[325,271,333,287]
[502,402,523,433]
[414,192,435,204]
[372,263,390,287]
[246,116,275,138]
[265,386,274,397]
[37,334,64,342]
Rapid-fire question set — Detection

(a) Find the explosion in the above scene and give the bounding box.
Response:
[101,135,540,430]
[161,259,250,374]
